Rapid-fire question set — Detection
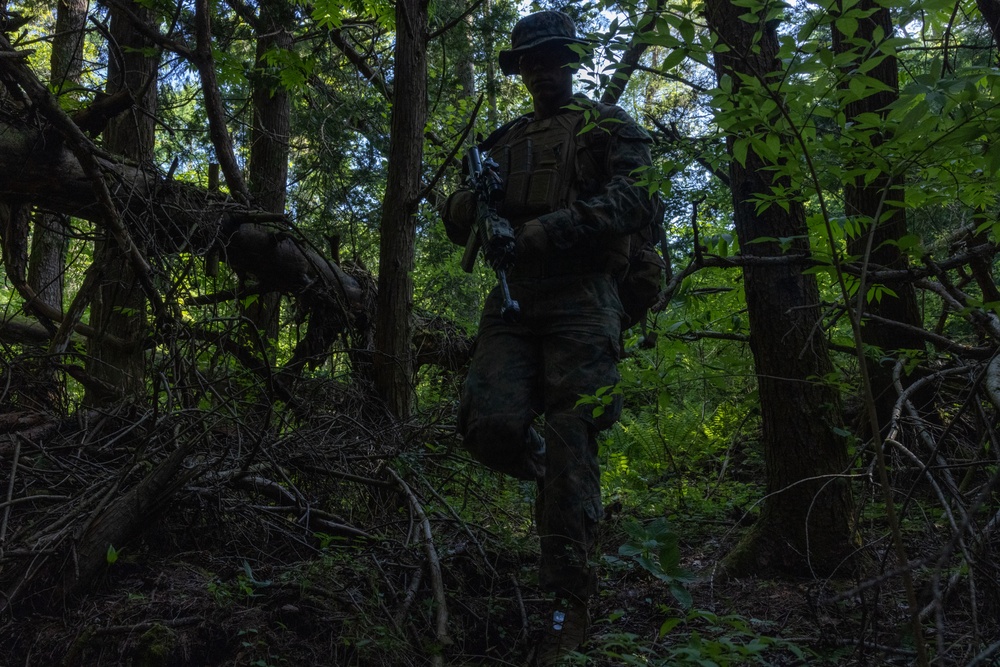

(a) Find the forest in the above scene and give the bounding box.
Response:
[1,0,999,663]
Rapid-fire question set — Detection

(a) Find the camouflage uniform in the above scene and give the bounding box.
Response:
[444,55,657,605]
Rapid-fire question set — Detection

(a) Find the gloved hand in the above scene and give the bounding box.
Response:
[516,219,548,256]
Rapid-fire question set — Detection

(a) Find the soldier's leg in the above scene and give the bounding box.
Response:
[533,327,620,665]
[458,313,545,480]
[538,332,622,601]
[537,416,601,600]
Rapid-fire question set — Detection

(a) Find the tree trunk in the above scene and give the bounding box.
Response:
[832,0,925,434]
[244,0,293,342]
[27,212,67,314]
[705,0,857,578]
[977,0,1000,51]
[31,0,87,311]
[85,0,158,406]
[19,0,87,412]
[372,0,428,418]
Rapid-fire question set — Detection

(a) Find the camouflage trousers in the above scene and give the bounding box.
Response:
[458,273,623,601]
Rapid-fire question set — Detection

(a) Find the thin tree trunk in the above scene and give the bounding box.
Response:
[20,0,87,411]
[373,0,428,417]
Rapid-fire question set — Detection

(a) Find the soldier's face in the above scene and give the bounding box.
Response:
[519,47,574,104]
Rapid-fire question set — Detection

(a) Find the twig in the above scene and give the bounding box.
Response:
[393,565,424,629]
[0,434,21,546]
[427,0,489,41]
[387,467,451,664]
[512,574,528,640]
[0,495,71,511]
[296,464,395,489]
[968,640,1000,667]
[91,616,201,636]
[415,469,497,578]
[416,93,483,204]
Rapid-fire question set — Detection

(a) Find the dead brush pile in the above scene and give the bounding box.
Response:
[0,370,536,667]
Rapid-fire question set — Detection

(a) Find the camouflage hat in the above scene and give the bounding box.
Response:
[498,10,590,76]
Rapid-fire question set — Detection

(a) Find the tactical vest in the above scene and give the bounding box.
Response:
[492,110,583,224]
[486,104,630,278]
[483,101,667,326]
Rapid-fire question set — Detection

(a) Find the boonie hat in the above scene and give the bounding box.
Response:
[498,10,590,76]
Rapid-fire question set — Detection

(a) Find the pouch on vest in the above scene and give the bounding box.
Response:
[495,113,579,222]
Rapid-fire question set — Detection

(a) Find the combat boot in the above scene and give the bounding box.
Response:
[534,598,590,665]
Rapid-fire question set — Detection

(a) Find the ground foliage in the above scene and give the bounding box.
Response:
[2,342,999,666]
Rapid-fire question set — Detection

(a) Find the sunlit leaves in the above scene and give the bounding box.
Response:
[312,0,394,31]
[261,47,314,91]
[311,0,345,30]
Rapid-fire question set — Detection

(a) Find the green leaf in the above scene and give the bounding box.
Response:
[106,544,119,565]
[895,99,930,137]
[659,617,684,636]
[662,48,687,71]
[618,544,643,557]
[733,138,749,166]
[671,582,693,609]
[835,16,858,38]
[764,133,781,158]
[848,76,867,100]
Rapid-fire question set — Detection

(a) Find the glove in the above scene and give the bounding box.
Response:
[516,219,548,256]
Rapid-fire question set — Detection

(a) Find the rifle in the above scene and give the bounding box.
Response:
[461,146,520,323]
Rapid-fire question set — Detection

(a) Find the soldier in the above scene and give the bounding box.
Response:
[443,9,660,665]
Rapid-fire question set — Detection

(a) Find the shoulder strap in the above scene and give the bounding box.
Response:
[479,114,531,152]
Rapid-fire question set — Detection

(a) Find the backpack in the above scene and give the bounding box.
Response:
[619,210,668,329]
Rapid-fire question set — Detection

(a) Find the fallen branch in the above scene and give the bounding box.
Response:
[388,467,451,665]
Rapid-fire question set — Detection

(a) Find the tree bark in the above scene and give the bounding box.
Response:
[977,0,1000,52]
[373,0,428,418]
[705,0,857,578]
[831,0,926,434]
[18,0,88,412]
[30,0,87,314]
[85,0,158,406]
[244,0,294,342]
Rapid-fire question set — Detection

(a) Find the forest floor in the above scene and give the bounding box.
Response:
[0,487,939,666]
[0,387,993,666]
[2,512,871,667]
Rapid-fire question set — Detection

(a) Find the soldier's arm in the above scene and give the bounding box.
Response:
[535,109,658,250]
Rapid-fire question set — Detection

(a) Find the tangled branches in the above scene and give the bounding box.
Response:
[0,347,539,666]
